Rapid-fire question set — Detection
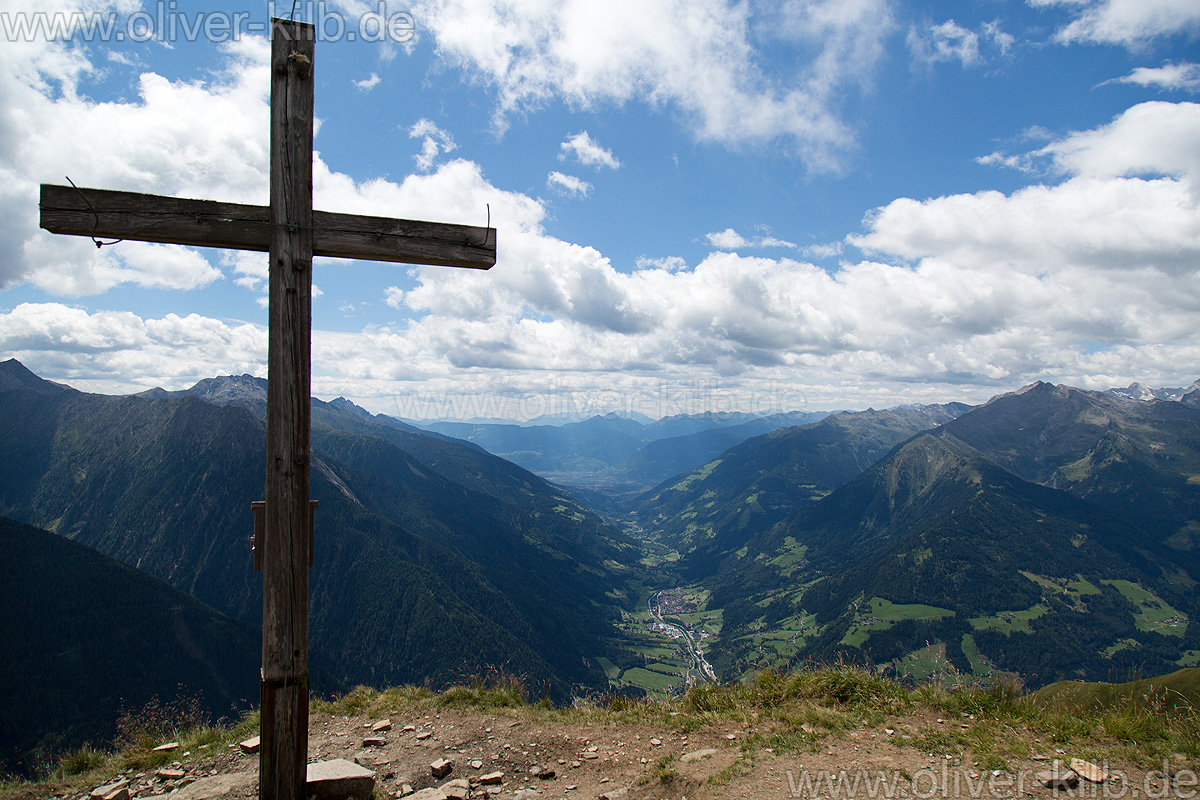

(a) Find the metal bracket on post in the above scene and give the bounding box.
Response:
[308,500,318,568]
[252,501,265,572]
[253,500,316,570]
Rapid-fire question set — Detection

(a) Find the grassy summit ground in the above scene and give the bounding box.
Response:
[5,667,1198,800]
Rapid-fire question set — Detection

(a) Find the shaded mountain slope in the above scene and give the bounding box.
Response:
[0,516,260,778]
[158,375,636,571]
[0,360,632,701]
[634,404,970,575]
[943,382,1200,548]
[310,407,636,570]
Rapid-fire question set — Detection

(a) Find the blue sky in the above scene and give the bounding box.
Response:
[0,0,1198,419]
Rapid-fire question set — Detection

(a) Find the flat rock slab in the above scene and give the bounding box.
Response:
[306,758,376,800]
[90,780,130,800]
[1071,758,1109,783]
[238,736,260,755]
[405,789,446,800]
[169,772,255,800]
[430,757,453,779]
[1037,769,1080,790]
[353,752,392,767]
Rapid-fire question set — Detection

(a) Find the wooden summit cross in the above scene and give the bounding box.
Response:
[39,18,495,800]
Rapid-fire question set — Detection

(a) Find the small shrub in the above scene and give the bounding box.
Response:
[57,745,106,777]
[436,675,526,710]
[312,685,378,716]
[113,693,207,752]
[1103,704,1168,744]
[230,710,261,739]
[605,693,639,712]
[939,678,1027,719]
[376,686,432,715]
[803,665,910,711]
[683,683,736,714]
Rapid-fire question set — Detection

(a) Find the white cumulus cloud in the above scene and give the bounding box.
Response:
[559,131,621,170]
[706,228,799,250]
[1110,62,1200,92]
[546,171,592,198]
[0,302,267,392]
[706,228,750,250]
[404,0,893,170]
[852,101,1200,279]
[1031,0,1200,46]
[979,101,1200,182]
[0,17,269,295]
[908,19,1014,70]
[355,73,382,91]
[408,118,458,172]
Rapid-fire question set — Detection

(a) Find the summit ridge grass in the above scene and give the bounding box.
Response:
[7,665,1198,799]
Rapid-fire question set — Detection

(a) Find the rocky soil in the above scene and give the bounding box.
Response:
[11,705,1192,800]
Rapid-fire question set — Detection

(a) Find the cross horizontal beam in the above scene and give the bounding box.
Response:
[39,183,496,270]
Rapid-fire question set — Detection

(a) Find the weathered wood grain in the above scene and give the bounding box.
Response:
[39,184,495,269]
[260,18,315,800]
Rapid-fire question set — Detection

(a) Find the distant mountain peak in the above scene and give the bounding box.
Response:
[988,380,1064,404]
[0,359,76,395]
[185,374,267,405]
[329,396,372,417]
[1108,378,1200,403]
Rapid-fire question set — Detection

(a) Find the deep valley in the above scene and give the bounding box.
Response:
[3,358,1200,777]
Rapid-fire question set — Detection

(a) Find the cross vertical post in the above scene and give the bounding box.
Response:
[260,17,315,800]
[37,16,496,800]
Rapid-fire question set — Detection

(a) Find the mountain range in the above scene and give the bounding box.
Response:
[631,403,972,576]
[415,408,830,505]
[1107,379,1200,403]
[0,360,638,720]
[700,382,1200,683]
[5,358,1200,774]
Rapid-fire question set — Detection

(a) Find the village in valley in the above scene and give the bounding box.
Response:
[604,588,721,697]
